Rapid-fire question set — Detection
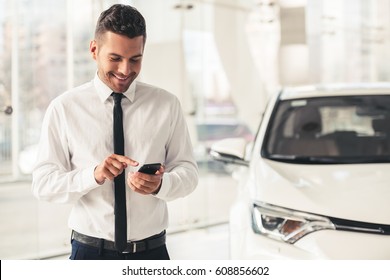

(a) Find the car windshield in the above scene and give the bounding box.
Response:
[263,95,390,164]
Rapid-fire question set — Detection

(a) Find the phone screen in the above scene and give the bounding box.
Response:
[138,163,161,174]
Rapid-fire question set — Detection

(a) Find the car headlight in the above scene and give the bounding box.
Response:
[252,202,335,244]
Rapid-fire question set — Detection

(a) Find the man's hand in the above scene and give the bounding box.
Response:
[127,165,165,195]
[94,154,139,184]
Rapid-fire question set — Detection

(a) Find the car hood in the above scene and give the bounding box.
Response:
[252,158,390,224]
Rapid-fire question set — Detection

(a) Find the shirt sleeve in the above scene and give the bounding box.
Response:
[154,97,198,201]
[31,100,100,204]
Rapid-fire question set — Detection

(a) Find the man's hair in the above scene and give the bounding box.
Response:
[95,4,146,42]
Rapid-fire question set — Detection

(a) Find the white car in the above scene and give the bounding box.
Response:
[211,84,390,259]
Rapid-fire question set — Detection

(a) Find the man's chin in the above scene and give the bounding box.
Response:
[110,83,131,93]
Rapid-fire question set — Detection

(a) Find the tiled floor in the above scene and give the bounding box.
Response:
[166,223,229,260]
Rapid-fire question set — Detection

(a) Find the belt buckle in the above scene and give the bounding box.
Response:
[122,242,136,254]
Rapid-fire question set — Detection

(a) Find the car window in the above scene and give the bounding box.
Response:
[263,95,390,163]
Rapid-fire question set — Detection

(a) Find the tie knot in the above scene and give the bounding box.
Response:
[112,92,123,105]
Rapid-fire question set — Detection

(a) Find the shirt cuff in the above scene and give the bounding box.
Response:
[153,173,171,199]
[79,165,102,194]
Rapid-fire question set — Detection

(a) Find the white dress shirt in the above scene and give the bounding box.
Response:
[32,74,198,241]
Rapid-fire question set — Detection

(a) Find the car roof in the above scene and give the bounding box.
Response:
[280,83,390,100]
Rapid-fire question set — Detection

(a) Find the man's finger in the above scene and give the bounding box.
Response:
[106,157,123,170]
[111,154,139,166]
[128,183,149,195]
[155,165,165,175]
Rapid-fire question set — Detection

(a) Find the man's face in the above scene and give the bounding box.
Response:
[90,32,144,93]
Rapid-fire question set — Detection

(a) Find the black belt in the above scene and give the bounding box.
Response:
[72,230,166,254]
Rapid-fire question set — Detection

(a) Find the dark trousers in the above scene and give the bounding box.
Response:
[70,239,170,260]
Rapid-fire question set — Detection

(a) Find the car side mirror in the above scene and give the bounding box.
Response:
[210,138,250,167]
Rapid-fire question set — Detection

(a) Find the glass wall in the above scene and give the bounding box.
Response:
[0,0,121,259]
[1,0,390,259]
[306,0,390,83]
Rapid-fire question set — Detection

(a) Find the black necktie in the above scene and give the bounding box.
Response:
[112,92,127,252]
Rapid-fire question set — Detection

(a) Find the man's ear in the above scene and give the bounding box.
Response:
[90,40,98,60]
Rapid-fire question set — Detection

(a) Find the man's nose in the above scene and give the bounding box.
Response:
[118,61,131,76]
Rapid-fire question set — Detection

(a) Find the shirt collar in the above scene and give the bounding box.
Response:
[93,72,136,103]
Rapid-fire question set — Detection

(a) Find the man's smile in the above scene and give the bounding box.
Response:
[112,73,131,81]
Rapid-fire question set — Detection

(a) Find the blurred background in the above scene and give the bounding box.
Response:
[1,0,390,259]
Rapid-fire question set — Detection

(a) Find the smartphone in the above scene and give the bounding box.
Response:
[138,163,162,174]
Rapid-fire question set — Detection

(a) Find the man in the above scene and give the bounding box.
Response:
[32,4,198,260]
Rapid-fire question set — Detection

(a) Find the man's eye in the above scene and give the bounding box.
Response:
[131,58,141,63]
[110,57,121,61]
